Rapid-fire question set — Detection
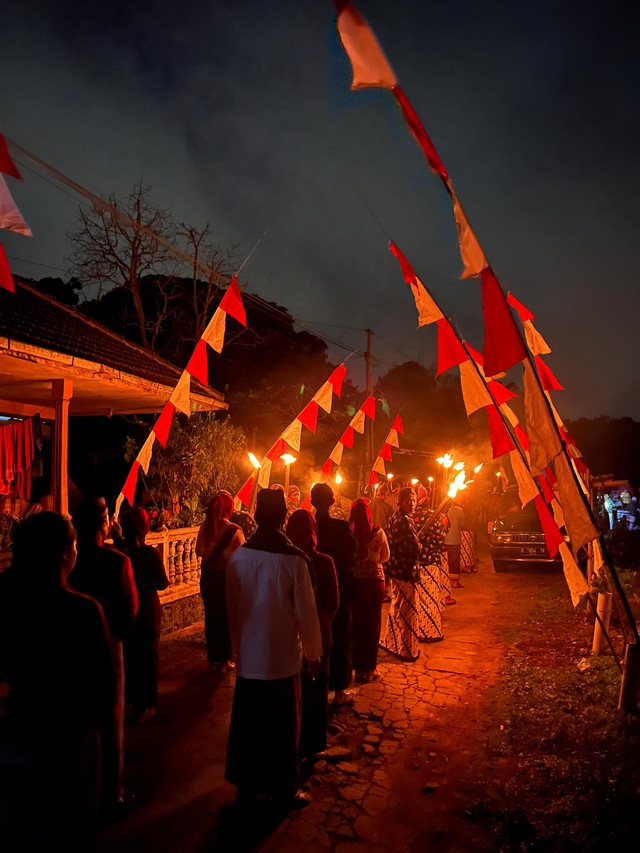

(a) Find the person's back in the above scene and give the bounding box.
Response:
[70,543,138,639]
[227,546,320,679]
[445,504,465,546]
[0,576,114,745]
[370,495,394,529]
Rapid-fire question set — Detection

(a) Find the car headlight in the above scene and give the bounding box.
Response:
[494,534,512,544]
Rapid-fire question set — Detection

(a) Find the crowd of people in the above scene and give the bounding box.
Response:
[0,477,473,848]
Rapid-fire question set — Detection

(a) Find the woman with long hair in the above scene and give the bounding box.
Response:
[196,491,244,672]
[120,507,169,722]
[285,509,339,758]
[0,512,114,849]
[349,498,390,682]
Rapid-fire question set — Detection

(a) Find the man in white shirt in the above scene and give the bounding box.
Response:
[225,489,322,806]
[445,498,466,589]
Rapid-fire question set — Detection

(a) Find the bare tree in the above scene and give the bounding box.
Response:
[177,222,237,340]
[68,181,179,349]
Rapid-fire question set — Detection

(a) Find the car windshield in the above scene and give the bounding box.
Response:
[498,488,537,517]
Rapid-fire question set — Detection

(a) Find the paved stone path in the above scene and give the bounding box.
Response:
[98,549,558,852]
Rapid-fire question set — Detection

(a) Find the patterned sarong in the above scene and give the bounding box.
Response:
[461,530,476,571]
[416,565,443,640]
[380,580,421,661]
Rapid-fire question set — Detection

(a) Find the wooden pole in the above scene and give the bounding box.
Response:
[592,592,613,655]
[51,379,72,516]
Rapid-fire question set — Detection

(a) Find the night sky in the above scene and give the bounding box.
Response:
[2,0,639,419]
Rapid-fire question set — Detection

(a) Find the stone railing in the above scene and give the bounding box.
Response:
[147,526,202,604]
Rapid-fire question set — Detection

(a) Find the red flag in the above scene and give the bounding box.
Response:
[538,472,554,504]
[153,402,175,447]
[465,343,484,367]
[514,423,530,452]
[487,380,516,406]
[507,292,535,322]
[219,276,246,326]
[486,404,515,458]
[122,461,140,507]
[535,355,564,391]
[339,426,355,448]
[482,269,528,376]
[392,414,404,433]
[392,87,449,183]
[389,241,417,284]
[298,400,319,433]
[574,458,589,479]
[321,458,333,477]
[237,475,254,508]
[543,465,557,488]
[0,135,21,180]
[185,339,209,386]
[360,395,376,419]
[266,438,286,461]
[368,470,379,487]
[380,443,393,462]
[534,494,564,558]
[300,492,313,511]
[437,319,467,375]
[0,243,15,293]
[328,364,347,396]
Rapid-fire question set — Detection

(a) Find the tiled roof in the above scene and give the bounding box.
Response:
[0,278,222,401]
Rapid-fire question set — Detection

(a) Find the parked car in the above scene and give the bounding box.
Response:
[489,486,562,572]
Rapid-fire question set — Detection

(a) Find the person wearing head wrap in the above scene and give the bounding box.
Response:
[349,499,389,682]
[225,488,322,805]
[286,509,339,759]
[196,491,244,673]
[380,487,435,661]
[311,483,357,707]
[0,512,115,850]
[120,508,169,722]
[68,496,138,808]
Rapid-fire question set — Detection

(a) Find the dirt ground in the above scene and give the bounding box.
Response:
[97,546,640,852]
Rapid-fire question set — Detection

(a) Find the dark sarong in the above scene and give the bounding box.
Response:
[225,674,301,799]
[328,600,353,692]
[299,662,329,759]
[352,577,385,673]
[200,570,232,664]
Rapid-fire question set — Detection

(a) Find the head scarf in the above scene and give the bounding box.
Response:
[203,490,234,544]
[285,509,317,556]
[349,498,378,560]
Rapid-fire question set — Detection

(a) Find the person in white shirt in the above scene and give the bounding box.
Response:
[224,488,322,806]
[445,499,466,589]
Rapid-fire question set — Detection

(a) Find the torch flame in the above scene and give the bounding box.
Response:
[474,463,483,474]
[453,462,464,471]
[280,453,296,465]
[437,453,453,468]
[335,473,342,485]
[248,452,261,469]
[448,470,472,498]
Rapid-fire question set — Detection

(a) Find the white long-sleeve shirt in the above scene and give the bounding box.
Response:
[226,547,323,680]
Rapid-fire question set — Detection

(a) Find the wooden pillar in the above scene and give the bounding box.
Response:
[52,379,73,516]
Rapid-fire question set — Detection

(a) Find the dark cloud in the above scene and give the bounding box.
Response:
[2,0,639,417]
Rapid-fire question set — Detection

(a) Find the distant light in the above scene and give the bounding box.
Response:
[335,473,342,484]
[248,452,261,469]
[373,482,380,490]
[427,476,434,482]
[281,454,296,465]
[496,471,501,477]
[411,478,419,485]
[386,473,393,480]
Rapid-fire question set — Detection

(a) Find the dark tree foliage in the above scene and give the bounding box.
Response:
[566,416,640,485]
